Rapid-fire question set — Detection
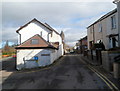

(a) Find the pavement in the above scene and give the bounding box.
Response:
[2,54,115,90]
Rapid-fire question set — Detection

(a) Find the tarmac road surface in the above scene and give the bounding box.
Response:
[2,54,110,89]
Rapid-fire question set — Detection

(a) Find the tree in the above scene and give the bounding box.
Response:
[2,41,16,56]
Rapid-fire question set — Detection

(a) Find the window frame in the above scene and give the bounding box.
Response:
[31,39,39,44]
[98,23,102,32]
[90,27,93,34]
[111,15,116,29]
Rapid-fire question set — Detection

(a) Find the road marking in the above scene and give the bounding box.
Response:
[80,55,119,91]
[89,65,119,90]
[88,65,119,91]
[88,66,114,91]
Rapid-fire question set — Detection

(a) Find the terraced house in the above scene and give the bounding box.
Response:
[87,9,119,50]
[16,18,64,70]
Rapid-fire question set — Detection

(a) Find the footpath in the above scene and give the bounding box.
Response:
[80,54,120,90]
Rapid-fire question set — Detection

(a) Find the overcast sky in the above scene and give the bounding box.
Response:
[1,0,116,47]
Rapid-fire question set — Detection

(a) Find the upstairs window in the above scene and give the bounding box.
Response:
[98,23,102,32]
[31,39,39,44]
[90,27,93,34]
[111,15,116,29]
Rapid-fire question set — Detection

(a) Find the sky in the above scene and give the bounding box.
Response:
[1,0,116,47]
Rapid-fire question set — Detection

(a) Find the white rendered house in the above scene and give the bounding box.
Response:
[16,18,64,70]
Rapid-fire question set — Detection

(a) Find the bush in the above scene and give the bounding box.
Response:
[2,52,8,55]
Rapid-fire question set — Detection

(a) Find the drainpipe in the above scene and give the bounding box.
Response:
[93,24,95,44]
[117,2,120,47]
[113,0,120,47]
[48,32,51,42]
[18,32,21,45]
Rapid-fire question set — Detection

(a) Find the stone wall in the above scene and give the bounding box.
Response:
[102,51,120,72]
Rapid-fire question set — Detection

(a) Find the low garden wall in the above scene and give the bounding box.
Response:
[102,51,120,72]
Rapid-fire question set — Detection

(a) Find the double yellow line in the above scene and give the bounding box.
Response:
[88,65,119,91]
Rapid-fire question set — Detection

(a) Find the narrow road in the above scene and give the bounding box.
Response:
[2,54,110,89]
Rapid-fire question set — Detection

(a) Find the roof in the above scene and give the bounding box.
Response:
[87,8,117,28]
[78,36,87,41]
[16,34,59,49]
[50,42,59,49]
[16,18,60,35]
[44,23,60,35]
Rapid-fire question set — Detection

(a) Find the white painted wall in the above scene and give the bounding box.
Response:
[17,20,64,70]
[17,49,52,70]
[49,31,64,55]
[49,31,62,44]
[18,21,51,44]
[17,47,63,70]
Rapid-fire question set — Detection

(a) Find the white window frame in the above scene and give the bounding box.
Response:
[98,23,102,32]
[111,15,116,29]
[90,27,93,34]
[31,39,39,44]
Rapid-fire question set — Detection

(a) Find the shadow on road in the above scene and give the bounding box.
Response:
[1,57,17,72]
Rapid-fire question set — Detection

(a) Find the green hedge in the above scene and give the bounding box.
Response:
[2,52,15,55]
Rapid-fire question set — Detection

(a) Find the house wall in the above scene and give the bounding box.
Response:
[49,31,62,44]
[102,51,120,72]
[18,21,51,44]
[87,11,118,50]
[16,20,64,70]
[101,19,108,49]
[49,31,64,55]
[106,12,118,36]
[16,49,62,70]
[87,26,94,50]
[106,12,118,49]
[93,19,108,49]
[94,22,103,43]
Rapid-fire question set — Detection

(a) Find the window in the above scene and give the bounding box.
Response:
[111,15,116,29]
[98,23,102,32]
[31,39,39,44]
[90,27,93,33]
